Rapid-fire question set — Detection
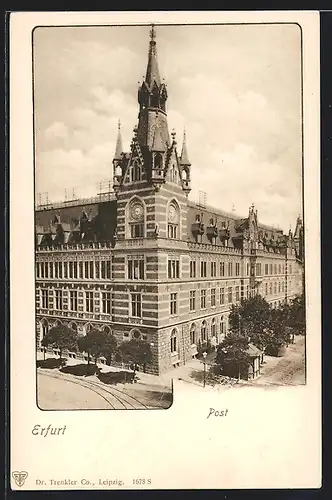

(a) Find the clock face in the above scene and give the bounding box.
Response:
[130,203,144,221]
[168,204,178,223]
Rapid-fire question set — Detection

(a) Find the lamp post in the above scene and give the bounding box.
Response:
[202,351,207,388]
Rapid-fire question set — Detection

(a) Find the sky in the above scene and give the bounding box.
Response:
[33,23,302,232]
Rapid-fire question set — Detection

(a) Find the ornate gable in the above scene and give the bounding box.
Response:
[164,143,182,186]
[122,137,147,186]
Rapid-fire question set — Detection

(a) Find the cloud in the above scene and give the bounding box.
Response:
[34,25,302,232]
[36,142,115,201]
[189,143,300,229]
[43,121,68,144]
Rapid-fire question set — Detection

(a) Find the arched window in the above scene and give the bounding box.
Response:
[155,153,163,171]
[69,321,77,331]
[85,323,93,334]
[170,328,177,353]
[103,325,111,335]
[41,319,48,339]
[220,316,226,338]
[167,200,180,239]
[128,198,144,238]
[131,160,141,182]
[201,320,207,342]
[190,323,196,345]
[115,164,122,177]
[211,317,216,337]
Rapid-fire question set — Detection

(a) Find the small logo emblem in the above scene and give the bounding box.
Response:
[12,471,28,487]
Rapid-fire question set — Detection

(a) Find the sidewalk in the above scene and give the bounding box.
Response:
[36,351,204,388]
[37,351,173,389]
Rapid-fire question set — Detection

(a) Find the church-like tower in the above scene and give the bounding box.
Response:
[137,25,170,152]
[112,24,191,197]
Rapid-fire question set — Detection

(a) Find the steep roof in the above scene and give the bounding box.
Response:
[113,120,123,160]
[145,25,161,87]
[180,130,191,166]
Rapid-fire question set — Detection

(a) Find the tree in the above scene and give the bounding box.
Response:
[229,295,271,351]
[119,339,153,380]
[285,294,305,336]
[215,331,252,380]
[78,329,117,365]
[41,324,78,360]
[196,338,214,358]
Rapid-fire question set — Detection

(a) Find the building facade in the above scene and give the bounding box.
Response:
[35,26,304,375]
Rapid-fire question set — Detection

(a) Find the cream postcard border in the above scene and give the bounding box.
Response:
[10,11,321,490]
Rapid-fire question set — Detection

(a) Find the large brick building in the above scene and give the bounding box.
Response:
[35,26,304,374]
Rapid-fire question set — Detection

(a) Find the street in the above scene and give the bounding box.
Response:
[252,335,306,386]
[37,353,173,410]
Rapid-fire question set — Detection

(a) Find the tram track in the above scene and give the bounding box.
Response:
[38,369,149,410]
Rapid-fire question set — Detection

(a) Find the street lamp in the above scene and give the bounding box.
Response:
[202,351,207,388]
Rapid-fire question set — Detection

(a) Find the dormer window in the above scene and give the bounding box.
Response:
[131,161,141,182]
[170,164,177,183]
[154,152,164,172]
[115,164,122,177]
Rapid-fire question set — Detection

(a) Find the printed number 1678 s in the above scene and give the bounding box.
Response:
[133,479,152,485]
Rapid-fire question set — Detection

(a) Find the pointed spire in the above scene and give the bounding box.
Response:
[145,24,161,87]
[180,129,191,165]
[151,124,166,152]
[113,119,123,160]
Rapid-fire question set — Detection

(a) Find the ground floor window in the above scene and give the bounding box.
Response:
[211,318,216,337]
[201,321,207,342]
[170,329,177,353]
[41,321,48,339]
[190,324,196,345]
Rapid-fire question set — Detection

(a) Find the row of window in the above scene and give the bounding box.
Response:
[36,261,111,280]
[264,281,285,296]
[39,279,287,319]
[264,263,287,276]
[40,289,111,314]
[39,288,143,319]
[190,261,242,279]
[170,319,227,353]
[36,258,293,283]
[189,260,286,279]
[189,286,241,312]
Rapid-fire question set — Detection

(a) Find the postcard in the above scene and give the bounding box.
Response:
[10,10,321,490]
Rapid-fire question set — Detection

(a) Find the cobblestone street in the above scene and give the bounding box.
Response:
[251,335,306,386]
